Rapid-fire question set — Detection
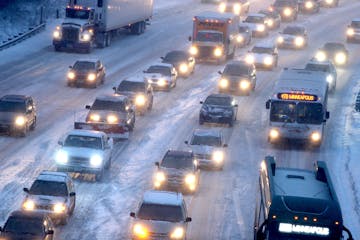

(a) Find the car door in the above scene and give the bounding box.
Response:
[102,134,112,163]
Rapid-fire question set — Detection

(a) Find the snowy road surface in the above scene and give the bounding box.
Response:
[0,0,360,239]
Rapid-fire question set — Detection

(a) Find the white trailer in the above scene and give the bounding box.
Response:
[265,68,330,146]
[53,0,153,52]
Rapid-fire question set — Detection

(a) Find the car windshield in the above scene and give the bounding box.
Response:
[239,26,249,32]
[64,134,102,149]
[204,96,232,106]
[65,8,91,19]
[351,21,360,28]
[146,66,171,76]
[283,27,303,35]
[274,0,296,6]
[0,101,26,112]
[73,61,95,70]
[305,63,330,72]
[117,81,144,92]
[244,16,264,23]
[323,43,345,51]
[191,135,221,146]
[161,154,194,169]
[270,101,324,124]
[196,31,223,42]
[138,204,184,222]
[91,99,125,112]
[29,180,68,196]
[223,64,249,76]
[163,52,188,63]
[252,47,273,54]
[4,217,43,235]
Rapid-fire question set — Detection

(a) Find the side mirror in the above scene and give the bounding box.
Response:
[160,57,164,60]
[326,111,330,119]
[23,187,29,193]
[223,144,228,148]
[185,217,192,222]
[184,140,189,145]
[234,104,238,107]
[85,105,91,109]
[47,230,54,235]
[69,192,76,197]
[69,66,72,69]
[130,212,136,218]
[199,101,203,104]
[112,86,116,92]
[265,100,271,109]
[188,36,192,41]
[58,140,63,146]
[155,162,160,167]
[217,70,222,75]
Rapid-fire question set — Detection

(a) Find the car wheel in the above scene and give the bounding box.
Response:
[105,157,111,169]
[30,117,36,131]
[95,169,104,182]
[70,200,76,215]
[229,120,234,127]
[101,75,105,84]
[60,214,69,225]
[199,118,204,125]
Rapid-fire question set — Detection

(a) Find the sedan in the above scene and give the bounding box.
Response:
[237,25,252,47]
[258,10,281,30]
[277,25,308,49]
[245,44,279,70]
[143,63,178,91]
[315,42,349,66]
[67,59,105,88]
[161,50,195,77]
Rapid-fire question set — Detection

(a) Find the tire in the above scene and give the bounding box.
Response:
[30,117,36,131]
[105,157,111,170]
[95,169,104,182]
[60,214,69,225]
[101,75,105,84]
[229,120,234,127]
[199,118,204,125]
[127,117,135,132]
[105,33,111,47]
[54,46,61,52]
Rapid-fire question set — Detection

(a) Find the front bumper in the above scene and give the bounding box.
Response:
[53,39,91,50]
[0,122,25,133]
[57,164,103,175]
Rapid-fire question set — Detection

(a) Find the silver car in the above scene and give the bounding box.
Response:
[143,63,178,91]
[245,44,279,70]
[130,190,192,240]
[304,59,337,93]
[185,129,228,170]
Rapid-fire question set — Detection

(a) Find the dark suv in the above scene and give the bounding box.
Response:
[0,95,36,137]
[270,0,298,21]
[67,59,105,88]
[0,211,54,240]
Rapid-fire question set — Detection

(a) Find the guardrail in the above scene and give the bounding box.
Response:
[0,23,46,51]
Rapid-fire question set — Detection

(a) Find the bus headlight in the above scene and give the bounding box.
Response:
[170,227,185,239]
[107,115,118,124]
[219,78,229,88]
[135,95,146,106]
[335,52,346,65]
[53,30,61,39]
[305,1,314,9]
[257,24,265,32]
[269,129,279,139]
[23,200,35,211]
[240,80,250,90]
[277,36,284,43]
[15,116,25,126]
[218,2,226,12]
[158,78,166,87]
[311,132,321,142]
[214,47,223,57]
[87,73,96,81]
[326,75,333,83]
[90,155,103,167]
[133,223,148,238]
[212,151,224,163]
[189,46,198,56]
[67,71,75,80]
[179,63,188,73]
[315,51,326,61]
[53,203,66,214]
[283,8,292,16]
[89,114,100,122]
[347,28,355,36]
[56,150,68,164]
[295,37,304,47]
[233,3,241,15]
[264,56,273,66]
[245,54,254,64]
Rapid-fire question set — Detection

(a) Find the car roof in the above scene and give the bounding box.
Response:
[207,93,232,99]
[323,42,345,48]
[36,171,69,183]
[226,60,250,66]
[142,190,184,206]
[166,150,193,157]
[247,13,266,18]
[148,63,173,69]
[193,128,222,138]
[66,129,105,138]
[253,42,275,49]
[121,76,145,83]
[95,94,128,102]
[307,58,333,66]
[0,95,29,102]
[9,210,48,220]
[75,59,99,63]
[284,25,305,30]
[165,50,188,56]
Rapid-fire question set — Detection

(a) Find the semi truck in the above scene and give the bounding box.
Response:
[189,11,239,63]
[53,0,153,53]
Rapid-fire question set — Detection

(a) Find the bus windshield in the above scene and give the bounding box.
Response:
[270,101,296,123]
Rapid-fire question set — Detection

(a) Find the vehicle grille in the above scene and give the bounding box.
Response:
[69,156,89,165]
[62,27,79,42]
[36,204,52,211]
[194,153,212,159]
[199,46,215,58]
[149,232,168,239]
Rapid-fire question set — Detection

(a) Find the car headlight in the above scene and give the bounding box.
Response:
[90,155,103,167]
[264,56,273,65]
[185,174,196,185]
[67,71,75,80]
[212,151,224,163]
[15,116,25,126]
[267,19,274,27]
[325,0,333,4]
[189,46,198,56]
[107,115,118,124]
[135,95,146,106]
[305,1,314,8]
[158,78,166,86]
[87,73,96,81]
[240,80,250,90]
[133,223,148,238]
[179,63,188,73]
[214,47,223,57]
[89,114,100,122]
[326,75,333,83]
[269,129,279,139]
[295,37,304,46]
[236,35,244,43]
[245,54,254,64]
[277,36,284,43]
[233,3,241,14]
[53,30,61,39]
[283,8,292,16]
[170,227,185,239]
[311,132,321,142]
[23,200,35,211]
[154,171,166,188]
[335,52,346,65]
[53,203,66,214]
[347,28,355,36]
[80,33,91,42]
[257,24,265,32]
[315,51,326,61]
[56,150,68,164]
[218,2,226,12]
[219,78,229,88]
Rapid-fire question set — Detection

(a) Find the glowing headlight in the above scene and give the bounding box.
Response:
[55,150,68,164]
[157,78,166,87]
[53,30,61,39]
[185,174,196,185]
[277,36,284,43]
[233,3,241,15]
[264,56,273,66]
[294,37,304,46]
[257,24,265,32]
[326,75,333,83]
[315,51,326,61]
[347,28,355,36]
[212,151,224,163]
[15,116,25,126]
[90,155,103,167]
[90,114,100,122]
[236,35,244,43]
[305,1,314,9]
[267,19,274,27]
[179,63,188,73]
[23,200,35,211]
[269,129,279,139]
[218,2,226,12]
[311,132,321,142]
[219,78,229,88]
[135,95,146,106]
[81,33,91,42]
[283,8,292,16]
[107,115,118,124]
[189,46,198,55]
[170,227,185,239]
[133,223,148,238]
[53,203,66,214]
[155,171,166,182]
[325,0,333,4]
[67,71,75,80]
[214,47,223,57]
[240,80,250,90]
[87,73,96,81]
[335,52,346,65]
[245,54,254,64]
